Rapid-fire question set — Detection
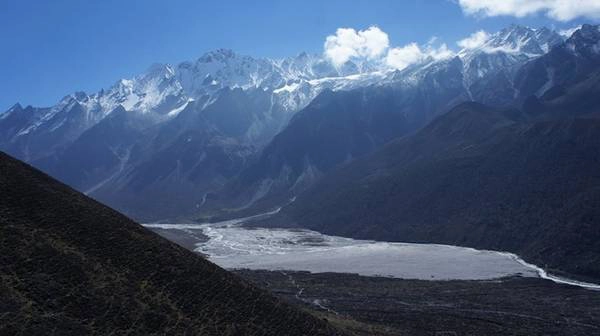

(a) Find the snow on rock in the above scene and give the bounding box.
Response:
[1,25,575,151]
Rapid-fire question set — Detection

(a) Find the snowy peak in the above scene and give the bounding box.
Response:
[180,49,371,96]
[274,52,338,81]
[2,23,594,155]
[6,103,23,114]
[572,24,600,40]
[176,49,289,98]
[143,63,176,81]
[532,27,565,52]
[196,48,238,63]
[275,52,377,80]
[457,25,564,84]
[0,48,376,132]
[564,24,600,55]
[460,25,564,59]
[489,25,563,55]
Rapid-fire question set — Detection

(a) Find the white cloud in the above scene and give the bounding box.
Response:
[324,26,390,67]
[323,26,455,70]
[428,44,455,60]
[457,0,600,21]
[385,44,424,70]
[457,30,490,50]
[386,43,454,70]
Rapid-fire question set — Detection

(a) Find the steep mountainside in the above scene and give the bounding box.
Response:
[207,25,571,213]
[265,94,600,281]
[0,50,382,221]
[0,151,342,335]
[40,90,265,220]
[516,24,600,99]
[215,66,466,211]
[261,33,600,280]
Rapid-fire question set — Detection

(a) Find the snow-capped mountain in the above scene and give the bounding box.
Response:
[459,25,564,92]
[0,24,588,221]
[207,25,599,214]
[274,25,566,113]
[0,48,382,161]
[514,24,600,101]
[0,24,565,157]
[459,25,563,59]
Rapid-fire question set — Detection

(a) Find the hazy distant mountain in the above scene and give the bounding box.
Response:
[0,49,380,220]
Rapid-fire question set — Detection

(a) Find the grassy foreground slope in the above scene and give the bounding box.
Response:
[0,151,342,335]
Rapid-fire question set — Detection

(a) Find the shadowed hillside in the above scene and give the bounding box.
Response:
[266,101,600,282]
[0,151,342,335]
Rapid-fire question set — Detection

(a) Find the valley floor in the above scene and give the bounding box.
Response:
[236,270,600,336]
[146,217,600,334]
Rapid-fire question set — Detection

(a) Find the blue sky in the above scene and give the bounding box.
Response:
[1,0,597,111]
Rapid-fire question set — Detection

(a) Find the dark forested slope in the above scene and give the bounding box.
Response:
[268,101,600,282]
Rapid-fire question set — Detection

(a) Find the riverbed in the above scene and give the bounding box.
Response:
[144,214,543,280]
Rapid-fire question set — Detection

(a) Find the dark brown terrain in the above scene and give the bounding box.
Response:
[0,151,342,335]
[238,270,600,336]
[4,148,600,336]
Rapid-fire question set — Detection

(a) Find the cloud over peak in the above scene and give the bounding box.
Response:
[386,43,454,70]
[457,30,490,50]
[457,0,600,21]
[324,26,389,67]
[324,27,454,71]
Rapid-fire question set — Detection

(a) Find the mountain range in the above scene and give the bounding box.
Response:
[2,24,587,222]
[201,24,588,215]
